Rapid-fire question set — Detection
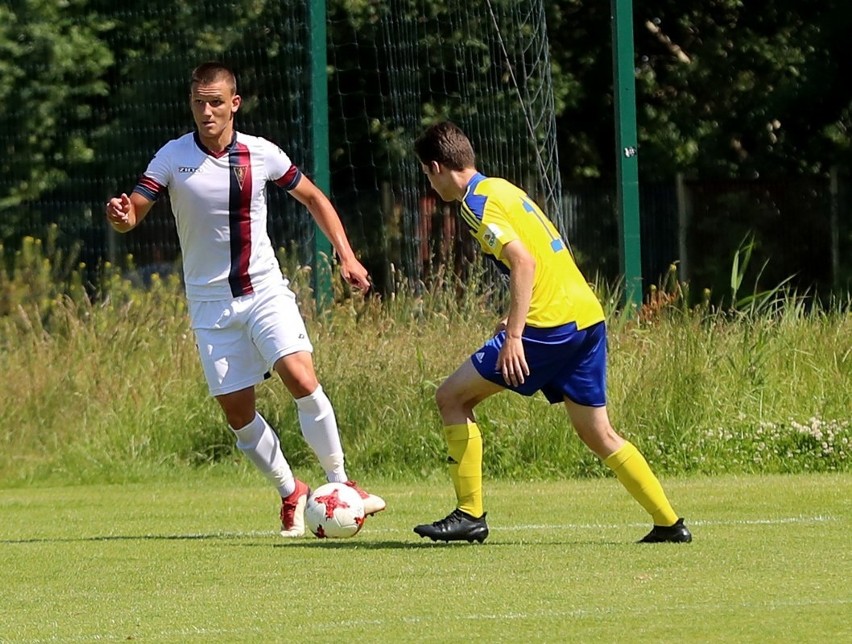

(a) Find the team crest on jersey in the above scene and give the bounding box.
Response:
[233,165,248,189]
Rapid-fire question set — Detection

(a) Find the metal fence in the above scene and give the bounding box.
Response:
[4,170,850,303]
[2,1,850,303]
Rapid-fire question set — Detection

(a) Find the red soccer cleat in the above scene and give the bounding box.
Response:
[279,479,310,537]
[344,480,386,516]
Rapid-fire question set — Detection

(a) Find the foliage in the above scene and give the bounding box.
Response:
[2,1,849,206]
[0,0,112,239]
[544,1,852,180]
[0,235,849,485]
[633,1,852,179]
[686,417,851,474]
[0,226,86,320]
[1,1,850,300]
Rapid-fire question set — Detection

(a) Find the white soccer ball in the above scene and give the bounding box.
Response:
[305,482,366,539]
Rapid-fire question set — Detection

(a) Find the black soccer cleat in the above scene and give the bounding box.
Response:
[414,509,489,543]
[638,517,693,543]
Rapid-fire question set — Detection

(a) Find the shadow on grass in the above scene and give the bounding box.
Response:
[0,534,622,547]
[0,534,462,549]
[266,538,627,549]
[0,532,261,544]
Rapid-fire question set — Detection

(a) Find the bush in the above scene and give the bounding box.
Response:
[0,233,850,485]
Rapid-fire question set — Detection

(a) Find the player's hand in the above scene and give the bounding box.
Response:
[338,257,371,292]
[497,336,529,387]
[106,193,132,226]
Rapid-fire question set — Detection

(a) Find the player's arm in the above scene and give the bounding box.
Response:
[105,191,154,233]
[288,176,371,291]
[498,239,535,386]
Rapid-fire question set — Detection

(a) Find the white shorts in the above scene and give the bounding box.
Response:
[189,279,313,396]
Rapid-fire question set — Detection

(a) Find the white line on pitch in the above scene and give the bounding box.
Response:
[365,514,825,536]
[497,515,836,531]
[157,514,835,540]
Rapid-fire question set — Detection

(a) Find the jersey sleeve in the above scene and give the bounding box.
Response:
[264,139,303,190]
[476,199,520,260]
[132,142,172,202]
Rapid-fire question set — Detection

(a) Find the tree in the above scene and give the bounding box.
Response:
[633,0,852,179]
[0,0,112,241]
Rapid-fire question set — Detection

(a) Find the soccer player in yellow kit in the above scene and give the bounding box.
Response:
[413,122,691,544]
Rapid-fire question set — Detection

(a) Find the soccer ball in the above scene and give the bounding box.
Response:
[305,482,366,539]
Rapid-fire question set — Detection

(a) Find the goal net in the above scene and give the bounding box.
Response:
[1,0,562,294]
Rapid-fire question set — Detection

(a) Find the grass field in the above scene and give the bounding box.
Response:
[2,243,850,485]
[1,472,850,642]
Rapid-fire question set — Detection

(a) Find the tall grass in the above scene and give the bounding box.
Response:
[1,235,850,486]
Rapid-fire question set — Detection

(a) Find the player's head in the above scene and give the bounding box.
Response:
[414,121,476,171]
[190,61,237,94]
[415,122,476,201]
[189,62,241,141]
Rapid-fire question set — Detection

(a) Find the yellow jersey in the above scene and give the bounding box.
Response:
[460,173,605,329]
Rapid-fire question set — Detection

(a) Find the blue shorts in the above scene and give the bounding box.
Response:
[470,321,607,406]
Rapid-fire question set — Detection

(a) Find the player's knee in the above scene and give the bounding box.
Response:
[435,381,459,416]
[273,358,318,398]
[225,410,256,431]
[216,389,256,429]
[574,421,622,457]
[284,377,318,399]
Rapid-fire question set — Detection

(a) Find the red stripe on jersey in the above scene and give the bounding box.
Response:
[134,175,165,201]
[273,165,302,191]
[228,143,254,297]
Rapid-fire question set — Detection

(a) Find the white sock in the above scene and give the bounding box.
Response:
[295,385,347,483]
[232,412,295,498]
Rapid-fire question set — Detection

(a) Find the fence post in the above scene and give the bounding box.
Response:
[380,181,399,295]
[308,0,333,313]
[830,166,839,289]
[610,0,642,310]
[675,172,689,284]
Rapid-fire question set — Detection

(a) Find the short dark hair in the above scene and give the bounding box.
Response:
[414,121,476,171]
[190,61,237,94]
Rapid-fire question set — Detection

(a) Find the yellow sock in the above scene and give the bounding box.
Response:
[444,422,483,518]
[604,441,678,526]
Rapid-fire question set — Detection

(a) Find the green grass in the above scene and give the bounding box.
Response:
[1,249,850,484]
[1,473,850,642]
[1,234,850,641]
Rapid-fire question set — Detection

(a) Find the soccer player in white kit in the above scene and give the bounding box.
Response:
[105,61,385,537]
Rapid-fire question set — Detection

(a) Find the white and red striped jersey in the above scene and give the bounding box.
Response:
[133,131,302,301]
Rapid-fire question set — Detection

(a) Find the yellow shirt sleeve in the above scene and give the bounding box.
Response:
[461,175,605,329]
